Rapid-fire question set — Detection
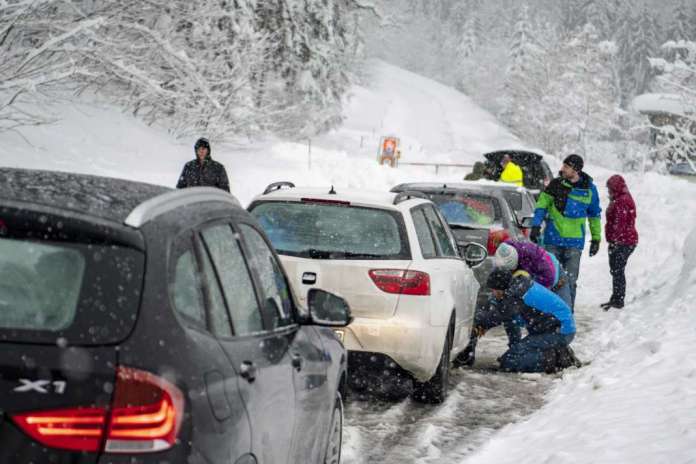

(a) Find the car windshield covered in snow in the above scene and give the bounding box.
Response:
[250,201,410,260]
[427,193,501,227]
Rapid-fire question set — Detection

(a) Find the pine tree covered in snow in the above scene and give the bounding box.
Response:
[544,24,620,155]
[618,7,660,106]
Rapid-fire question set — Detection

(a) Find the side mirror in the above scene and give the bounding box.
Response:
[307,288,352,327]
[459,242,488,268]
[517,215,535,229]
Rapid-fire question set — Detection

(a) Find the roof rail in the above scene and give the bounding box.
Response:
[125,187,241,228]
[393,191,430,205]
[263,181,295,195]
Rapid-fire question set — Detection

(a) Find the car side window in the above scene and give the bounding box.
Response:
[237,223,294,330]
[197,242,233,337]
[423,206,458,258]
[411,208,437,258]
[170,237,206,328]
[200,224,263,336]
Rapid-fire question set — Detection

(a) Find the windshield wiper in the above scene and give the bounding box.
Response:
[304,249,383,259]
[447,223,478,230]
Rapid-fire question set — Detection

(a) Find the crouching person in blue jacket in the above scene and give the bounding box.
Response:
[480,268,578,373]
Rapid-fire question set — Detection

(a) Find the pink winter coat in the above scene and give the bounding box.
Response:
[605,175,638,246]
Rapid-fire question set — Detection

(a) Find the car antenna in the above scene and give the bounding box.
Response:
[329,185,336,195]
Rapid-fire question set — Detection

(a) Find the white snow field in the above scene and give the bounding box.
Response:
[2,60,696,463]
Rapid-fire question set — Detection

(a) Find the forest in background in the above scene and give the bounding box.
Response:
[365,0,696,170]
[2,0,694,171]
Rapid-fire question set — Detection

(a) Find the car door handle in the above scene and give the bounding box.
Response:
[291,353,303,371]
[302,272,317,285]
[239,361,256,382]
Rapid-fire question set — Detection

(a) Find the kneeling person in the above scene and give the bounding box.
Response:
[483,269,576,373]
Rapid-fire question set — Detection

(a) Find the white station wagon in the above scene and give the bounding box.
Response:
[248,183,486,403]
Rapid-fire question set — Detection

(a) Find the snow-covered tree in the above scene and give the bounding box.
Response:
[544,24,620,155]
[618,7,660,106]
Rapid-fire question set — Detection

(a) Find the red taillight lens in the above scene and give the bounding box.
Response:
[105,366,184,453]
[487,229,510,255]
[369,269,430,295]
[11,367,184,454]
[12,407,106,452]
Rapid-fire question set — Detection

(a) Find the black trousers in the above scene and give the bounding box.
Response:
[608,244,635,305]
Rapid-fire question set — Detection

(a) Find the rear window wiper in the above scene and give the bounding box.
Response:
[304,249,384,259]
[447,223,479,230]
[341,251,383,259]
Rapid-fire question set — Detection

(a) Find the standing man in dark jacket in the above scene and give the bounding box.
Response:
[176,138,230,192]
[530,154,602,310]
[602,175,638,310]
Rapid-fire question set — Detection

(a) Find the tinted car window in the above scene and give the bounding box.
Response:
[428,193,500,226]
[250,201,410,260]
[238,224,294,330]
[172,248,206,327]
[411,208,436,258]
[0,238,84,331]
[0,225,144,345]
[200,224,263,336]
[423,206,458,257]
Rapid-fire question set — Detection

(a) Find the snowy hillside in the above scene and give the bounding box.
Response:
[2,60,696,463]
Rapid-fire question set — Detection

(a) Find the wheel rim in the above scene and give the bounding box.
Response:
[325,396,343,464]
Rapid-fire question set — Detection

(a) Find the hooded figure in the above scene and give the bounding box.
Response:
[176,138,230,192]
[602,175,638,310]
[464,162,486,181]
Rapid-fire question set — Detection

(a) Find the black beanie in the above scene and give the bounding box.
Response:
[563,154,584,172]
[194,137,211,153]
[487,268,513,290]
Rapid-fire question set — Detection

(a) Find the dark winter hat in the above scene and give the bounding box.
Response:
[563,154,584,172]
[194,137,211,153]
[487,268,513,290]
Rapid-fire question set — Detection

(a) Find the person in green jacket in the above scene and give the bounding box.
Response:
[499,154,524,187]
[529,154,601,310]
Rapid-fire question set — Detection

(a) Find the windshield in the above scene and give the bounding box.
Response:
[428,193,501,227]
[250,201,410,260]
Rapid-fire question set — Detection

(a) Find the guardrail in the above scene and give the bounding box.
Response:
[398,162,474,175]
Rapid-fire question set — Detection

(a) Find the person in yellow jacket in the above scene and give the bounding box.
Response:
[499,154,524,187]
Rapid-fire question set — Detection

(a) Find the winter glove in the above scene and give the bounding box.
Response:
[589,240,600,257]
[529,226,541,244]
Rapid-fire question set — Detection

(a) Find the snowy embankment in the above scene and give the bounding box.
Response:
[2,60,695,463]
[463,171,696,464]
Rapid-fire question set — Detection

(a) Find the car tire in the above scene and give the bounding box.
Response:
[411,319,453,404]
[324,392,343,464]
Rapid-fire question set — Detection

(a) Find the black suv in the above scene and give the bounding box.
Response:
[0,168,350,464]
[483,150,553,197]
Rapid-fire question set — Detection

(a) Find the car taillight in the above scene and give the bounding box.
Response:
[487,229,510,255]
[12,407,106,452]
[369,269,430,296]
[105,366,184,453]
[11,366,184,454]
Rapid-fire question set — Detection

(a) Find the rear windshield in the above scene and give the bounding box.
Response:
[0,235,144,345]
[428,193,502,227]
[250,201,410,260]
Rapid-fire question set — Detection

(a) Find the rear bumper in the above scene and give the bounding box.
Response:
[342,315,447,382]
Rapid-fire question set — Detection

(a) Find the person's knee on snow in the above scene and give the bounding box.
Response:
[486,269,577,373]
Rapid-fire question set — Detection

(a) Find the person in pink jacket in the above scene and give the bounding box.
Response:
[602,175,638,309]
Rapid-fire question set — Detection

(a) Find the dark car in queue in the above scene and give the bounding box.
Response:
[483,149,553,197]
[0,168,350,464]
[390,182,534,301]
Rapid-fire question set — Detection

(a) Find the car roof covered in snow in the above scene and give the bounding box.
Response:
[252,185,429,210]
[392,181,530,195]
[632,93,690,117]
[0,168,170,224]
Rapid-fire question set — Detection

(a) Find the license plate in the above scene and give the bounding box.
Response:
[333,329,345,343]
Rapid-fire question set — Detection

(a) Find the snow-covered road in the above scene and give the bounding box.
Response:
[342,303,597,464]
